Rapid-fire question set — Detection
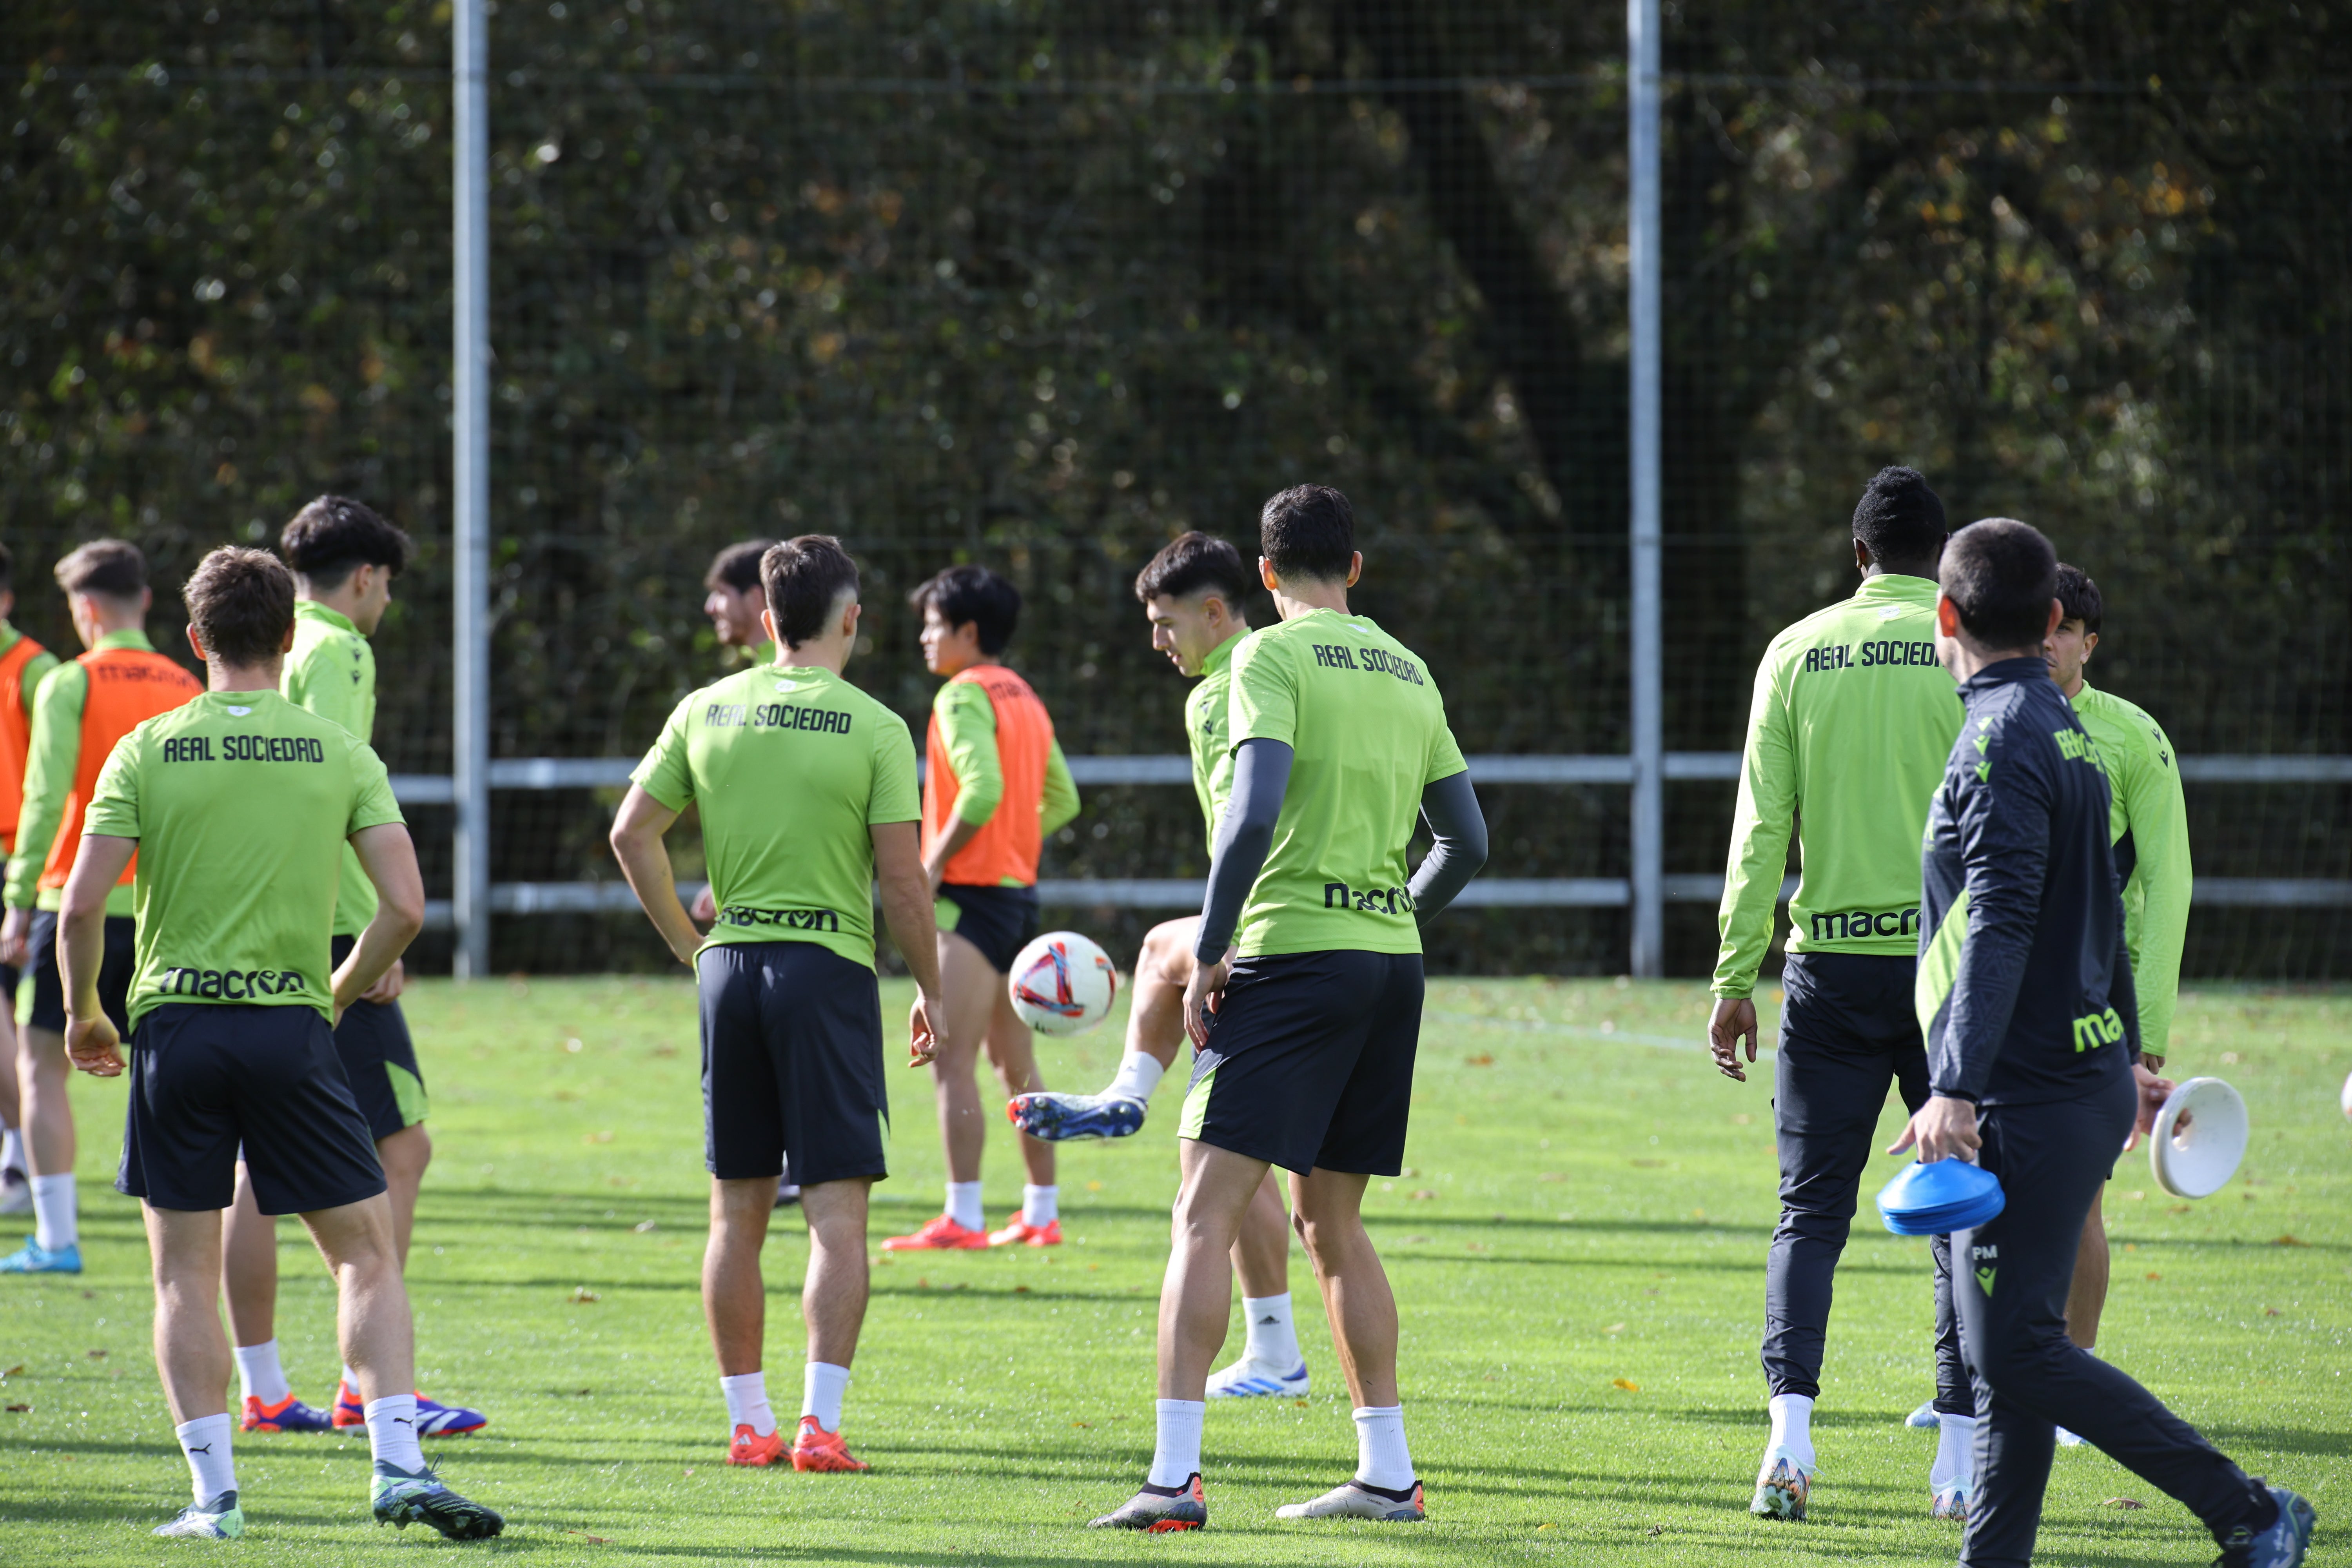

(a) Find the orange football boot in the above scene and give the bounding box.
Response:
[882,1215,989,1251]
[789,1415,869,1472]
[728,1423,790,1466]
[987,1216,1062,1247]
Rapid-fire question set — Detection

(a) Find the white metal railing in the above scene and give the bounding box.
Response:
[397,754,2352,928]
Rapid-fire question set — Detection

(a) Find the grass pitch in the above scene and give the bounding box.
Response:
[1,976,2345,1565]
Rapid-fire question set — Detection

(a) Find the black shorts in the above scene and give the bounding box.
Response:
[327,935,428,1141]
[117,1002,387,1215]
[20,910,136,1035]
[1180,949,1425,1177]
[698,940,889,1187]
[935,884,1040,974]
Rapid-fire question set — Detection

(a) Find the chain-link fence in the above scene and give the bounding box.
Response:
[5,3,2346,976]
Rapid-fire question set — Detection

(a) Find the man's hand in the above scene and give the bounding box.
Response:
[906,990,942,1068]
[65,1011,123,1077]
[2125,1060,2177,1151]
[690,885,717,926]
[1708,997,1760,1082]
[1181,952,1231,1049]
[361,957,406,1005]
[2138,1052,2164,1075]
[0,907,29,968]
[1889,1093,1982,1162]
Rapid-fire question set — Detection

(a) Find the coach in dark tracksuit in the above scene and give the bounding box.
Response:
[1899,518,2311,1568]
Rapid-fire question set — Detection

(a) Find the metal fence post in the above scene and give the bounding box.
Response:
[452,0,492,978]
[1627,0,1664,977]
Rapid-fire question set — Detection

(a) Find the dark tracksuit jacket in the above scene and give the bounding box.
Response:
[1915,657,2264,1568]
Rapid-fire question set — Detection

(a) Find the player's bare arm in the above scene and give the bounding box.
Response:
[334,823,426,1024]
[57,831,134,1076]
[609,785,702,966]
[872,819,945,1064]
[920,815,983,895]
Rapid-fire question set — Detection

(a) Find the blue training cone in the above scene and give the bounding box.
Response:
[1876,1158,2005,1236]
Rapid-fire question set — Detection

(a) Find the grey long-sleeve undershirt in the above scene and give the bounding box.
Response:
[1193,739,1489,961]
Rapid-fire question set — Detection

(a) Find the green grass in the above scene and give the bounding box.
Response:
[1,976,2346,1565]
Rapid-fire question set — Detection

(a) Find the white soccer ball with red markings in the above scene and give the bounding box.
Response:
[1007,931,1119,1037]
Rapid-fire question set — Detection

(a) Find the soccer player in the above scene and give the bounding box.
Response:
[0,544,60,1221]
[1707,466,1975,1521]
[1088,485,1486,1532]
[2039,561,2192,1442]
[884,565,1080,1251]
[693,539,800,1210]
[1010,532,1310,1396]
[1896,517,2312,1568]
[610,534,943,1472]
[1,540,201,1276]
[212,496,486,1437]
[61,546,500,1541]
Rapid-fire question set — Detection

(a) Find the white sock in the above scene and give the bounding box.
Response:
[341,1363,364,1393]
[1930,1412,1978,1492]
[720,1370,777,1437]
[946,1180,984,1232]
[234,1340,291,1406]
[1146,1398,1205,1488]
[1104,1052,1165,1103]
[174,1413,236,1504]
[363,1394,425,1475]
[1768,1392,1816,1470]
[0,1124,22,1174]
[1241,1293,1301,1371]
[801,1361,849,1434]
[29,1172,74,1250]
[1022,1184,1058,1226]
[1352,1405,1414,1490]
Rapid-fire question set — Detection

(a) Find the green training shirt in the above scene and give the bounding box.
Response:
[1185,632,1243,850]
[633,661,920,968]
[281,600,379,938]
[82,689,404,1027]
[5,628,167,917]
[1713,574,1963,999]
[1226,609,1467,958]
[2073,681,2191,1056]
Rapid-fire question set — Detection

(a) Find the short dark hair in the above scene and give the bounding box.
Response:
[909,564,1020,655]
[761,535,861,650]
[0,542,14,595]
[706,539,778,595]
[55,539,147,600]
[1942,519,2059,651]
[1134,532,1254,608]
[1259,484,1356,582]
[279,495,412,588]
[2054,563,2102,635]
[1851,466,1947,565]
[184,546,296,666]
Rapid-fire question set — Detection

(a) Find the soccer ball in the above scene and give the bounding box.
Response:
[1008,931,1119,1037]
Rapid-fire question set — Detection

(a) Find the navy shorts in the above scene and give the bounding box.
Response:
[20,910,136,1035]
[1180,950,1425,1177]
[118,1003,387,1215]
[936,883,1041,974]
[327,935,428,1140]
[698,940,889,1187]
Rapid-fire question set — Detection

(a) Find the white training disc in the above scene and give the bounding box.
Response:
[2149,1076,2249,1200]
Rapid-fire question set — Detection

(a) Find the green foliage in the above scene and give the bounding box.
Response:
[2,4,2346,972]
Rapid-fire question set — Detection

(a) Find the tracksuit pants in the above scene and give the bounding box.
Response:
[1763,953,1967,1411]
[1956,1073,2270,1566]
